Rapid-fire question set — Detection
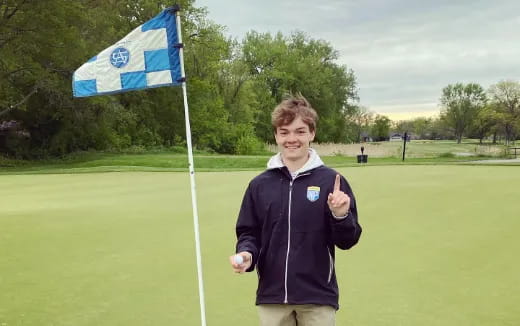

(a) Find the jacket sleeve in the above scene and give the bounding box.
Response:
[235,182,261,272]
[329,176,362,250]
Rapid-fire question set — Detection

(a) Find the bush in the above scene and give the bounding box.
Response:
[235,134,264,155]
[439,152,455,158]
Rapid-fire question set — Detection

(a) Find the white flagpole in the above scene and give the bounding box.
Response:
[175,8,207,326]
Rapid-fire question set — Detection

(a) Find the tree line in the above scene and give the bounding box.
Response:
[1,1,518,159]
[0,0,359,158]
[386,81,520,144]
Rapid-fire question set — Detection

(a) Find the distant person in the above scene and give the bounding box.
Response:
[229,94,362,326]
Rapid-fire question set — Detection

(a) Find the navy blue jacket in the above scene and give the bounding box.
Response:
[235,151,362,310]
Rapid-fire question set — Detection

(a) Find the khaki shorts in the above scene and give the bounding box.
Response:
[258,304,336,326]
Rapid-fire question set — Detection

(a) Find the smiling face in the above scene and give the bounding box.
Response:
[275,116,315,164]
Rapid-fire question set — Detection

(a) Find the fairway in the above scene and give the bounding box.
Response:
[1,166,519,325]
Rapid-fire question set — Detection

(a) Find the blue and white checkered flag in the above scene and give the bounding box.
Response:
[73,7,182,97]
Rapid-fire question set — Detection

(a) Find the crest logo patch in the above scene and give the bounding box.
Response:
[307,186,320,202]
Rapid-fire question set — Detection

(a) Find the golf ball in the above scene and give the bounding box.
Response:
[234,254,244,265]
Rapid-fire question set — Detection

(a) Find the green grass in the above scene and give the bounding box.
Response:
[0,139,514,174]
[1,166,519,325]
[1,148,516,175]
[0,152,272,173]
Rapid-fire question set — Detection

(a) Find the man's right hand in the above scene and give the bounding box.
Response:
[229,252,252,273]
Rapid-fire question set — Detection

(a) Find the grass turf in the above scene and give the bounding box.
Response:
[0,166,519,325]
[1,151,516,175]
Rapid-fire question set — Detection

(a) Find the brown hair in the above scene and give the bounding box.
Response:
[271,94,318,132]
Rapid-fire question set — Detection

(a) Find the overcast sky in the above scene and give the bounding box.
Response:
[194,0,520,120]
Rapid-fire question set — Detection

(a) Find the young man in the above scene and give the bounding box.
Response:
[229,95,362,326]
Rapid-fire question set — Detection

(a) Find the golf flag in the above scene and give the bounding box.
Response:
[73,6,208,325]
[73,7,182,97]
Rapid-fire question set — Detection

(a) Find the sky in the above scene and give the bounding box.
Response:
[194,0,520,120]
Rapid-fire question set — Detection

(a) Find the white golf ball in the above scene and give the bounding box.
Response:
[234,254,244,265]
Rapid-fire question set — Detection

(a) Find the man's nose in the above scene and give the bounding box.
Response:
[286,132,297,142]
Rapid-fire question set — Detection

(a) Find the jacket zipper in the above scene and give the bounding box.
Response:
[283,179,293,303]
[283,172,310,304]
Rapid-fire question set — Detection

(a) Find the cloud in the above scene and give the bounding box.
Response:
[196,0,520,117]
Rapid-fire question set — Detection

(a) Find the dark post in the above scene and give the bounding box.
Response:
[402,131,407,161]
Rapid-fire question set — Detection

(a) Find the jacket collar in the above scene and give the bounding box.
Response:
[266,148,324,175]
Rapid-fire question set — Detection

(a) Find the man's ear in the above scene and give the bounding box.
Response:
[310,130,316,142]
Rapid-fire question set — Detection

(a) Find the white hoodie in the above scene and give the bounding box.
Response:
[266,148,325,177]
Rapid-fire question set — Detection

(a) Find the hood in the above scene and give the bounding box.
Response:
[267,148,324,175]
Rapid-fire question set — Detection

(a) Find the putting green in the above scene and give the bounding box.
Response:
[0,165,518,325]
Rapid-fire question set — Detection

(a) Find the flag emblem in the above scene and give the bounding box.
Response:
[307,186,320,202]
[110,47,130,68]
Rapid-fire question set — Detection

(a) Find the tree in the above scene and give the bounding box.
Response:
[349,106,373,142]
[470,105,499,143]
[488,80,520,145]
[393,119,414,136]
[0,0,120,156]
[240,31,358,143]
[1,1,360,157]
[440,83,487,143]
[429,117,451,140]
[371,115,391,141]
[412,117,433,139]
[0,0,232,156]
[393,116,452,140]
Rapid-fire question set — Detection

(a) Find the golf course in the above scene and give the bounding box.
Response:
[1,161,519,325]
[3,1,520,324]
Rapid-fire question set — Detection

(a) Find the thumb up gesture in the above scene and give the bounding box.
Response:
[327,174,350,217]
